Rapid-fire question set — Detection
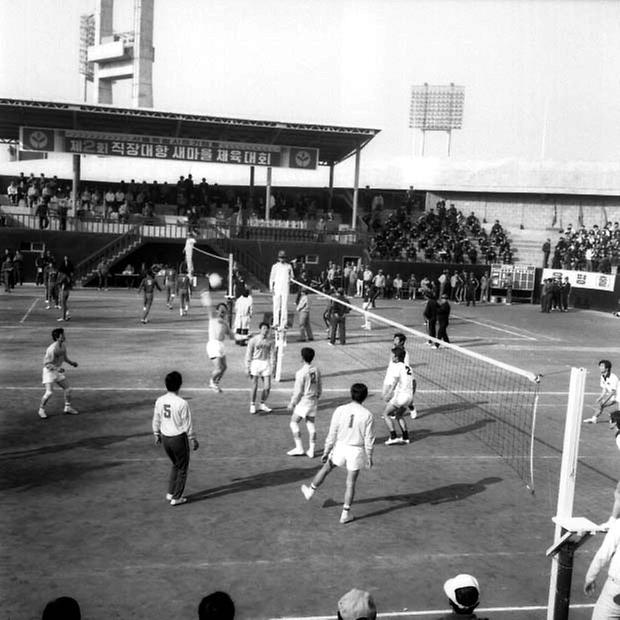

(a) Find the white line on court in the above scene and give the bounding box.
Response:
[451,314,539,341]
[19,298,38,323]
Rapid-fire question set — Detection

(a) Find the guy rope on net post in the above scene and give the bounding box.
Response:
[546,367,591,620]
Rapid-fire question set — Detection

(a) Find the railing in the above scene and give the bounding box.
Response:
[74,225,143,283]
[210,234,270,286]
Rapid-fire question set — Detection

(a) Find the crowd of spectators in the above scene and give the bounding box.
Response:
[367,201,513,265]
[38,574,489,619]
[550,221,620,273]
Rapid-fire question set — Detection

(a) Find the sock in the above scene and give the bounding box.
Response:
[402,430,409,440]
[390,431,397,440]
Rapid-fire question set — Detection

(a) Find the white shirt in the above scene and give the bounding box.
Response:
[289,364,322,409]
[324,401,375,457]
[184,237,196,255]
[601,371,620,405]
[383,361,415,400]
[43,341,68,371]
[586,519,620,583]
[235,295,253,317]
[152,392,195,439]
[269,261,293,293]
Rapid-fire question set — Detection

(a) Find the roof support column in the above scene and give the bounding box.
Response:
[328,163,334,213]
[351,147,361,230]
[265,166,272,221]
[72,154,81,217]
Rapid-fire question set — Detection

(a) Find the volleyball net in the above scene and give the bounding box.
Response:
[291,278,542,491]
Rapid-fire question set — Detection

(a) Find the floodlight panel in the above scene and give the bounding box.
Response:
[409,84,465,131]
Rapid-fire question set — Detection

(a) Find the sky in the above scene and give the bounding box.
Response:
[2,0,620,189]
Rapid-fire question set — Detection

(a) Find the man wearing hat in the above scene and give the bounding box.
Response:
[438,574,488,619]
[337,588,376,620]
[269,249,293,330]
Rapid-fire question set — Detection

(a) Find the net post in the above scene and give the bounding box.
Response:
[227,253,234,298]
[547,367,587,620]
[274,328,286,382]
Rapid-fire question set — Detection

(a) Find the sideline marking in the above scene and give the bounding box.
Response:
[452,314,538,341]
[19,298,38,324]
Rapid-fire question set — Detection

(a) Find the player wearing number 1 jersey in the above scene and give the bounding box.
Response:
[383,347,416,445]
[287,347,322,458]
[152,371,199,506]
[301,383,375,524]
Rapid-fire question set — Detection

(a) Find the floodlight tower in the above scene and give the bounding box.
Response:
[86,0,155,108]
[409,83,465,156]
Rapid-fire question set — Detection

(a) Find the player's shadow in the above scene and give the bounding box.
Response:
[413,400,489,420]
[320,365,385,379]
[0,432,150,461]
[187,466,321,503]
[455,338,498,348]
[377,420,495,445]
[322,476,503,521]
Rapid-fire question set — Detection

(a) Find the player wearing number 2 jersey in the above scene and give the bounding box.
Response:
[287,347,322,458]
[152,371,199,506]
[383,347,415,445]
[301,383,375,524]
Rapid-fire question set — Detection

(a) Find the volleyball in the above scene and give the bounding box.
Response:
[208,273,223,289]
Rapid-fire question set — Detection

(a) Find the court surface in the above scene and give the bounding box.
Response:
[2,283,619,619]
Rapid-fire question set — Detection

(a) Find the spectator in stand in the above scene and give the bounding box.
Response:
[118,200,129,223]
[7,180,18,205]
[27,183,39,209]
[542,238,551,268]
[36,199,49,229]
[104,188,116,217]
[114,187,125,213]
[80,187,91,212]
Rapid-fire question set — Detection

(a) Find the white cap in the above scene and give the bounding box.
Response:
[443,574,480,610]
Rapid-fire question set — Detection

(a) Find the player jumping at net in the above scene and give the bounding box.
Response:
[287,347,322,458]
[183,234,196,280]
[269,249,293,330]
[382,347,416,445]
[38,327,79,419]
[245,322,275,414]
[204,296,232,392]
[301,382,375,524]
[138,269,162,324]
[584,359,620,424]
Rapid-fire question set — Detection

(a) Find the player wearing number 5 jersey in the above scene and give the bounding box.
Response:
[287,347,322,458]
[152,371,199,506]
[301,383,375,524]
[383,347,415,445]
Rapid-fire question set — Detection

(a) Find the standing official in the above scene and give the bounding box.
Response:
[269,250,293,330]
[233,288,253,345]
[560,276,571,312]
[301,383,375,524]
[423,293,438,346]
[328,288,350,345]
[436,293,451,346]
[152,371,199,506]
[296,289,314,342]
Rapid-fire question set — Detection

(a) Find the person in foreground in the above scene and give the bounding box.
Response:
[152,370,199,506]
[198,590,235,620]
[437,574,488,619]
[337,588,377,620]
[301,382,375,524]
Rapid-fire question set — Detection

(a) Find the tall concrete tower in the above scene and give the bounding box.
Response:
[87,0,155,107]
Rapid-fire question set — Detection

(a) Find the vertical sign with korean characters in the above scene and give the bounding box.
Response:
[20,127,319,170]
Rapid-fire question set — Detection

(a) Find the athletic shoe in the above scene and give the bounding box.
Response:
[287,447,305,456]
[259,403,272,412]
[385,437,404,445]
[583,416,598,424]
[179,308,183,316]
[306,448,315,458]
[209,380,221,393]
[401,438,411,444]
[170,497,188,506]
[38,407,48,419]
[63,405,79,415]
[165,493,173,501]
[57,317,64,322]
[339,510,355,524]
[301,484,314,500]
[249,404,256,414]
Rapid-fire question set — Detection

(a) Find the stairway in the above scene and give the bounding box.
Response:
[75,225,144,286]
[508,227,560,266]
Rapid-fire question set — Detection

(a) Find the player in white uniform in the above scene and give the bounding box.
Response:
[183,235,196,280]
[205,302,232,392]
[269,249,293,330]
[301,383,375,524]
[152,371,199,506]
[233,288,253,345]
[583,359,620,424]
[287,347,322,458]
[245,322,275,414]
[382,347,416,445]
[38,327,79,419]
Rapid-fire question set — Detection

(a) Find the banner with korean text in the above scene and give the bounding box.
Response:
[542,268,616,292]
[19,126,319,170]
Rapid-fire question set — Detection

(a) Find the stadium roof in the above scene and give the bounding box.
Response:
[0,98,380,166]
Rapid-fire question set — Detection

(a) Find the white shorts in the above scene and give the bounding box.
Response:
[234,314,251,330]
[293,400,318,420]
[389,393,414,411]
[206,340,225,359]
[329,442,366,471]
[250,359,272,377]
[42,367,65,385]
